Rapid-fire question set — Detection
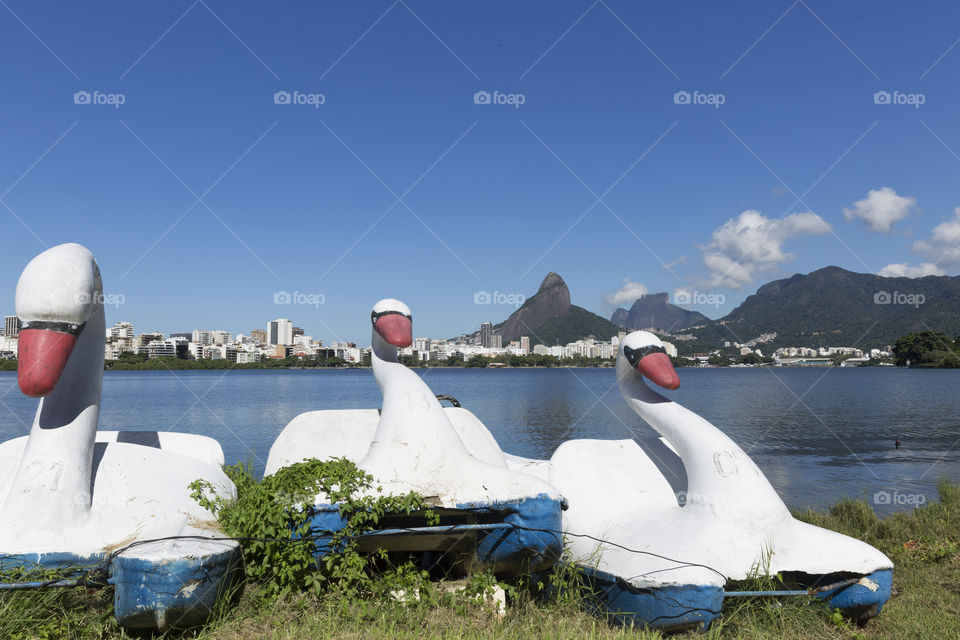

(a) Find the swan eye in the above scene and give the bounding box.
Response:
[623,344,665,367]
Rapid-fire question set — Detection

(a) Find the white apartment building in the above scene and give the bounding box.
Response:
[293,335,315,355]
[268,319,293,345]
[236,351,261,364]
[336,346,362,363]
[108,321,134,340]
[147,340,177,359]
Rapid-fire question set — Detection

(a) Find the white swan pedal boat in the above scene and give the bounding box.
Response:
[265,299,565,575]
[0,244,241,630]
[504,331,893,631]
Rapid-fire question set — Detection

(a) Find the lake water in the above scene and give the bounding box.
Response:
[0,367,956,514]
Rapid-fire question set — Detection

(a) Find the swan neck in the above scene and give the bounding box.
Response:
[1,305,105,523]
[372,330,401,362]
[617,359,787,519]
[363,325,476,486]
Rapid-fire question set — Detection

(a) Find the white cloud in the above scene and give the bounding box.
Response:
[843,187,916,233]
[911,206,960,268]
[877,262,946,278]
[604,278,649,307]
[699,210,831,289]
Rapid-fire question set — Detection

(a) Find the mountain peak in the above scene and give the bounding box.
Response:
[611,292,710,332]
[630,292,669,308]
[538,272,566,293]
[495,272,617,345]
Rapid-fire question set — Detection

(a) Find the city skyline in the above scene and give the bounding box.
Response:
[2,3,960,344]
[1,311,891,367]
[94,318,889,368]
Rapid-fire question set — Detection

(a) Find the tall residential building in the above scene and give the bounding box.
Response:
[520,336,530,354]
[292,326,304,339]
[250,329,267,345]
[4,316,20,338]
[480,322,493,348]
[479,323,501,349]
[138,332,163,347]
[413,337,431,352]
[192,329,212,345]
[108,321,134,340]
[268,319,293,345]
[147,339,178,359]
[292,334,315,356]
[211,330,231,345]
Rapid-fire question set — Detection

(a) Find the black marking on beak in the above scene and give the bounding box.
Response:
[371,310,412,325]
[623,344,666,368]
[19,319,86,337]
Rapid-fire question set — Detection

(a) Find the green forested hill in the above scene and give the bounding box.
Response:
[525,305,622,346]
[686,266,960,349]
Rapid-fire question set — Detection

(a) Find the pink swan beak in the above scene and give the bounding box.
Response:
[376,314,412,348]
[18,328,78,398]
[637,351,680,390]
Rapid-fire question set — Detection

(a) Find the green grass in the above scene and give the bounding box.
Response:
[3,481,959,639]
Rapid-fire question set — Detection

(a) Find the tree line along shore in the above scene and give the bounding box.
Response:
[0,330,956,371]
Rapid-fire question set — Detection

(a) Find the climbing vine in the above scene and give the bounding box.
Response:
[190,457,439,599]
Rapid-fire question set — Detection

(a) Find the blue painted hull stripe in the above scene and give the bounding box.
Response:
[0,546,243,631]
[575,565,892,630]
[306,493,564,576]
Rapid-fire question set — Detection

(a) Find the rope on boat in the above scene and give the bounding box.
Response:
[0,516,862,616]
[2,523,724,594]
[0,521,873,633]
[0,563,109,591]
[0,578,83,591]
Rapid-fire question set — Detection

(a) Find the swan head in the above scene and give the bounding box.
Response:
[371,298,412,348]
[15,243,102,398]
[619,330,680,391]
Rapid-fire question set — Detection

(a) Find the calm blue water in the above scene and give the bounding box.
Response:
[0,367,956,514]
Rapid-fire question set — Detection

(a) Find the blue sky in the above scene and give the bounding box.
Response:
[2,1,960,344]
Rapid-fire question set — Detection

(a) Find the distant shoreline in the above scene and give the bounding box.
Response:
[88,364,937,372]
[0,362,935,373]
